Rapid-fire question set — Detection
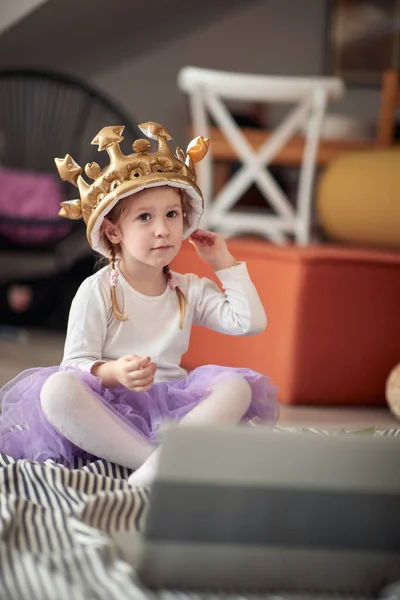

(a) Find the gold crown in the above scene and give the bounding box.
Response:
[55,122,209,224]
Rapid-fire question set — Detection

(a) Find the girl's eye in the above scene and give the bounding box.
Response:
[138,213,151,221]
[167,210,179,218]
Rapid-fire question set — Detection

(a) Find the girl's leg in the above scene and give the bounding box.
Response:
[128,377,251,487]
[40,371,153,469]
[179,377,252,426]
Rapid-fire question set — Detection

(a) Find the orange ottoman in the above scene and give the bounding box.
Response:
[172,240,400,406]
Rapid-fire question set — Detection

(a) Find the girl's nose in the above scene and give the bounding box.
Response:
[154,218,170,237]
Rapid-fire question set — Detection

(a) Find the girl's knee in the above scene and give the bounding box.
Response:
[233,376,251,392]
[234,377,252,409]
[216,376,252,410]
[40,371,83,418]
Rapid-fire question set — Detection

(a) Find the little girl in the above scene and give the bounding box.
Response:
[0,122,278,487]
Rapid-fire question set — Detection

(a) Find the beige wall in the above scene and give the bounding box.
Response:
[92,0,381,147]
[0,0,381,147]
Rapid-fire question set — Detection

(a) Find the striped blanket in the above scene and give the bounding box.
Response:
[1,427,399,600]
[0,455,149,599]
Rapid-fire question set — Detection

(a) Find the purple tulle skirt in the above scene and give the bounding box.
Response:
[0,365,279,465]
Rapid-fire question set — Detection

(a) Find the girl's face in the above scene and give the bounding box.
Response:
[103,187,184,269]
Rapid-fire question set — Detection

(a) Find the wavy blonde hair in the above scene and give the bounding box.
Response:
[100,188,190,328]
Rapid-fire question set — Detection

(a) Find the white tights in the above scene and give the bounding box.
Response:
[40,371,252,484]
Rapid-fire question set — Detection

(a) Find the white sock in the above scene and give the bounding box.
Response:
[40,371,153,469]
[128,377,251,487]
[127,448,160,488]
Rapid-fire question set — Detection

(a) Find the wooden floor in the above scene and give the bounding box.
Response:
[0,328,398,430]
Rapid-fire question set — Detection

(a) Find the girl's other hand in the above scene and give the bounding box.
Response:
[114,355,156,392]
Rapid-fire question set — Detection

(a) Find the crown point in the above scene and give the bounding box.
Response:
[139,121,172,141]
[133,138,151,153]
[55,154,82,186]
[59,199,83,220]
[91,126,125,151]
[186,136,210,163]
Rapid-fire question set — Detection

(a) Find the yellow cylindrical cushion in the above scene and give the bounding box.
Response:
[317,150,400,249]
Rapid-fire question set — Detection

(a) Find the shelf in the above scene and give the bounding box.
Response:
[202,126,377,166]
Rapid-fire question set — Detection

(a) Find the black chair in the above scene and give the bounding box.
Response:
[0,69,139,330]
[0,68,139,255]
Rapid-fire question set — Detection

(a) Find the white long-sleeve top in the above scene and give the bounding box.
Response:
[61,262,267,383]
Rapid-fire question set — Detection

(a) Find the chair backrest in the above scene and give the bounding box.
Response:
[178,66,344,244]
[0,69,139,176]
[0,69,140,250]
[377,70,400,147]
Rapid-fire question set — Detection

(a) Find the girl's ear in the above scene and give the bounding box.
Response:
[102,218,120,244]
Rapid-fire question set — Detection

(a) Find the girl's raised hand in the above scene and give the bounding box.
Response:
[189,229,237,271]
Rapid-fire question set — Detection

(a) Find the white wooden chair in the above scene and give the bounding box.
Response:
[178,67,345,244]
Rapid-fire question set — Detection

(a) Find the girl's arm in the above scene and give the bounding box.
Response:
[189,230,267,335]
[61,277,109,372]
[91,360,119,387]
